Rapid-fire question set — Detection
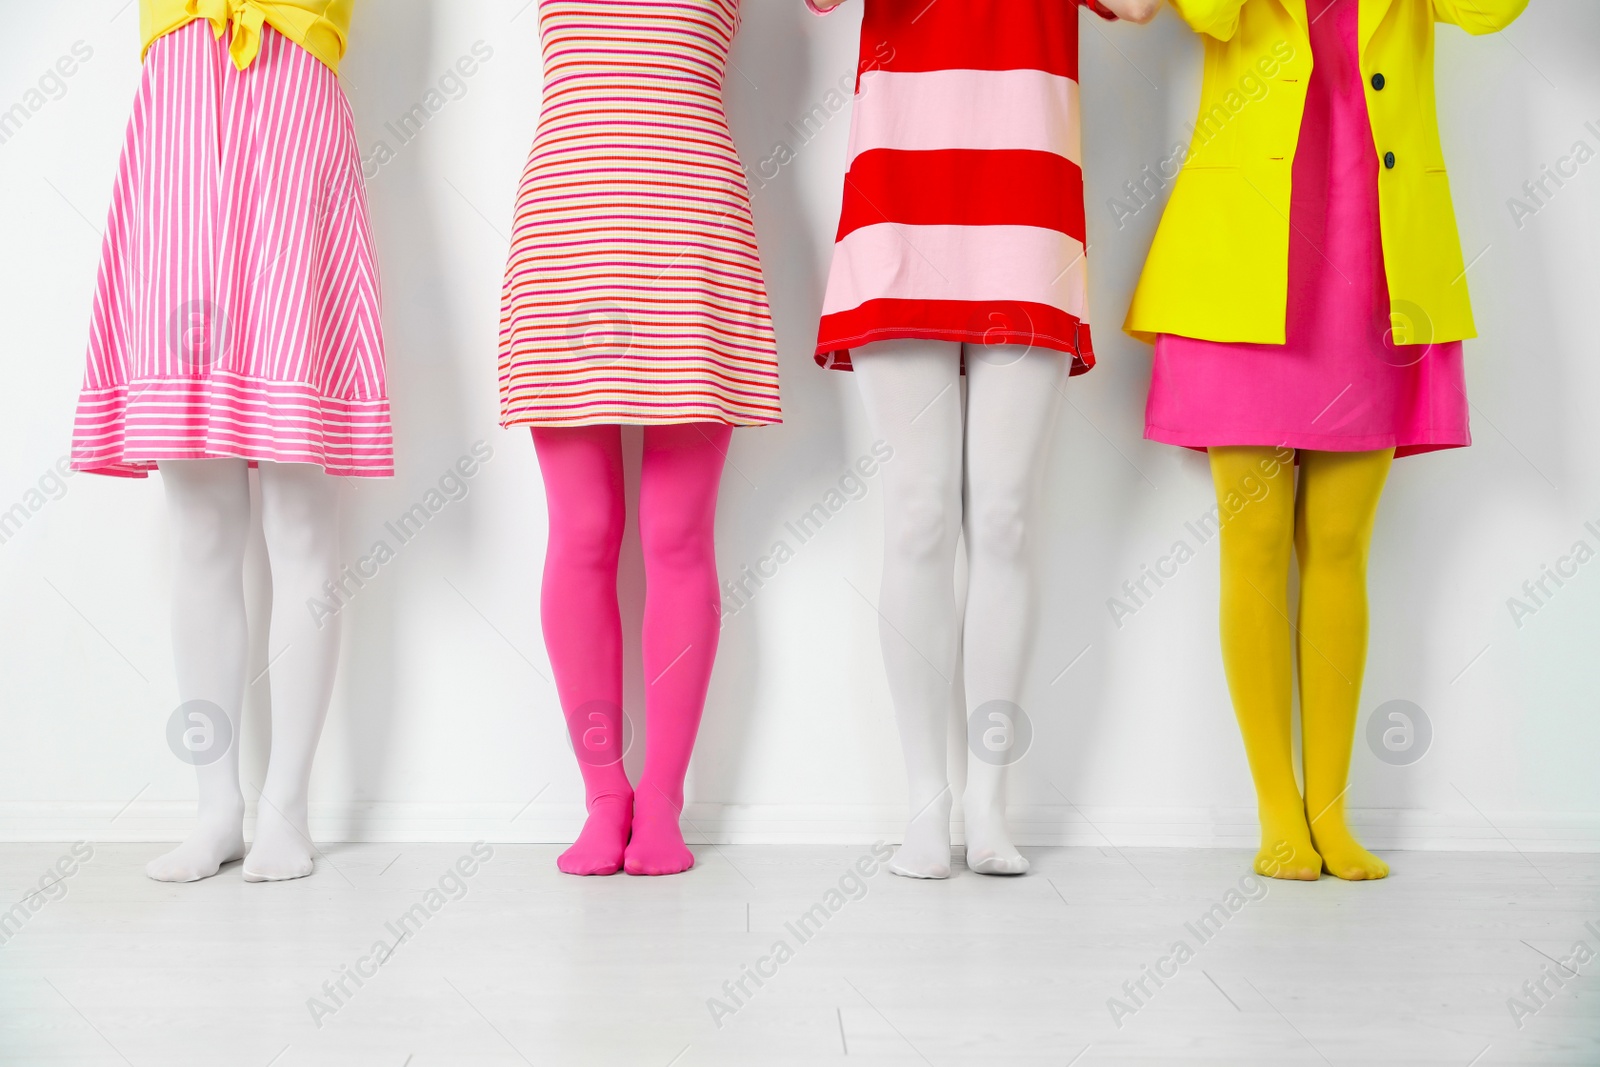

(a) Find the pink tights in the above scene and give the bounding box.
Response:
[532,423,731,876]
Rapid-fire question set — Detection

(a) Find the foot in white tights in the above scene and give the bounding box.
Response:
[155,459,341,886]
[146,806,246,882]
[242,796,316,882]
[890,790,953,880]
[962,794,1029,876]
[855,340,1065,885]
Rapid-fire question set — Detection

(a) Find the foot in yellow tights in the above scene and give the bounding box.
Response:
[1211,446,1394,882]
[1255,820,1321,881]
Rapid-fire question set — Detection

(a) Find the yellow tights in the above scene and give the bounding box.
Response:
[1210,446,1394,882]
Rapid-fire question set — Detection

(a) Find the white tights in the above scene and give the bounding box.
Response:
[148,459,342,883]
[853,340,1068,877]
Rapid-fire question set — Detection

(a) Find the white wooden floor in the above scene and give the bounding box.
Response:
[0,844,1596,1066]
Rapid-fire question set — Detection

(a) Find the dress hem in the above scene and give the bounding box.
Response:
[500,413,782,430]
[73,374,395,479]
[815,326,1095,375]
[1143,424,1471,460]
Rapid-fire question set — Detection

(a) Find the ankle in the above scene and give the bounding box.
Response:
[588,790,633,812]
[962,791,1006,822]
[1258,799,1312,836]
[194,798,248,826]
[1306,802,1352,835]
[633,784,683,819]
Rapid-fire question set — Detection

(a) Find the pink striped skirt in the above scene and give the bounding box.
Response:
[73,21,393,479]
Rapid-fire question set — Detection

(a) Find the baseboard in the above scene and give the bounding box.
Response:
[2,802,1597,851]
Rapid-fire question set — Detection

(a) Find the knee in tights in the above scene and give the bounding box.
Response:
[1220,503,1294,578]
[966,492,1030,564]
[884,482,960,564]
[170,495,250,571]
[1296,510,1371,575]
[639,504,712,574]
[550,494,625,573]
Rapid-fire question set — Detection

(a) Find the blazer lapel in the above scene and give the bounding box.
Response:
[1279,0,1309,37]
[1361,0,1397,59]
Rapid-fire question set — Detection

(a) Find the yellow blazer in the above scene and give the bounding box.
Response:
[141,0,354,73]
[1124,0,1526,347]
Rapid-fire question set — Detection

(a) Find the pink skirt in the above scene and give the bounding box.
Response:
[72,22,393,478]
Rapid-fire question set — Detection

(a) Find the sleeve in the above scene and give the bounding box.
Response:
[1164,0,1251,41]
[1082,0,1120,20]
[1432,0,1527,34]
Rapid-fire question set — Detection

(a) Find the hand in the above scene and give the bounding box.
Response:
[1098,0,1161,23]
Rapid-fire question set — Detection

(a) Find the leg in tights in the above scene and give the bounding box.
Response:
[244,461,343,882]
[148,459,342,883]
[627,423,732,875]
[148,459,252,882]
[531,426,632,876]
[531,423,731,877]
[1296,448,1392,880]
[961,343,1068,875]
[854,341,965,878]
[1210,446,1319,879]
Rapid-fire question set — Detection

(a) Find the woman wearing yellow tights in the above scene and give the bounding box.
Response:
[1212,447,1392,880]
[1126,0,1526,878]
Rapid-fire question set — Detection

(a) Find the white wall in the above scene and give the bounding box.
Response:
[2,1,1597,850]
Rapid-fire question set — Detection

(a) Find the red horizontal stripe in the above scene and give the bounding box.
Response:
[837,149,1086,240]
[816,299,1095,374]
[861,0,1091,78]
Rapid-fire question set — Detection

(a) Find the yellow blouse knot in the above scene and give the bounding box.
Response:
[140,0,353,74]
[193,0,269,71]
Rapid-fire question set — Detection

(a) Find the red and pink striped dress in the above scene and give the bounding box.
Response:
[811,0,1115,373]
[499,0,783,428]
[73,20,392,479]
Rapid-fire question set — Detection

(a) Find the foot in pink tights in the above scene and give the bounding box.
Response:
[558,794,633,876]
[624,790,695,876]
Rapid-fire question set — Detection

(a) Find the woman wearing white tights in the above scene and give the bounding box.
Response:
[854,342,1067,877]
[810,0,1155,875]
[69,7,392,881]
[152,461,345,883]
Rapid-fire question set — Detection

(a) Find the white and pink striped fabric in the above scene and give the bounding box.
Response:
[809,0,1116,375]
[73,20,392,479]
[499,0,782,428]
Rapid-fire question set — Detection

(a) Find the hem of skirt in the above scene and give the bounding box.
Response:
[70,452,394,479]
[72,375,395,479]
[1143,424,1472,459]
[815,326,1095,376]
[500,412,782,430]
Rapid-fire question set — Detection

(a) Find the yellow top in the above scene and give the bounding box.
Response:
[141,0,353,73]
[1124,0,1527,347]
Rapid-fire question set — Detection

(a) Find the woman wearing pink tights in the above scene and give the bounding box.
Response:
[533,427,737,875]
[500,0,782,875]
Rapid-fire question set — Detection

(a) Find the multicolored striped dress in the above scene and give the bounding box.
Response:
[73,17,392,479]
[499,0,783,428]
[811,0,1115,374]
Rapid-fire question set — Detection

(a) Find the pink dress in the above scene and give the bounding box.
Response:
[1144,0,1470,458]
[73,21,393,478]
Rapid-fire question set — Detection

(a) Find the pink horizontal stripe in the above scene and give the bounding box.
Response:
[848,69,1082,165]
[74,375,394,479]
[821,224,1090,322]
